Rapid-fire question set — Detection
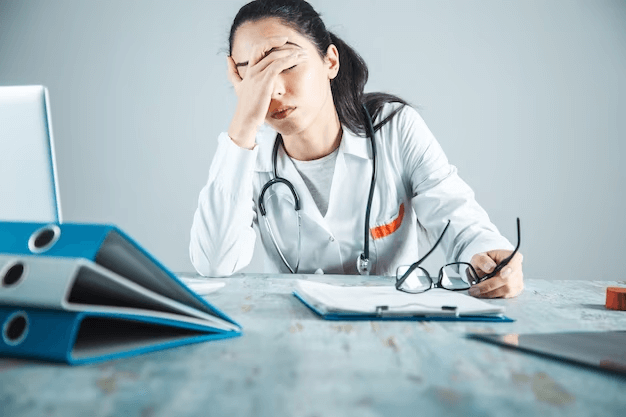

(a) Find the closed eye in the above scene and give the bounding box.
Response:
[282,65,297,73]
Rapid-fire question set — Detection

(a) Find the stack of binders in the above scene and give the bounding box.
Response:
[0,221,241,365]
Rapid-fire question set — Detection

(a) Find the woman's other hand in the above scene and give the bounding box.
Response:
[468,250,524,298]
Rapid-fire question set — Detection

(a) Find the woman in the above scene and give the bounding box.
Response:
[190,0,524,298]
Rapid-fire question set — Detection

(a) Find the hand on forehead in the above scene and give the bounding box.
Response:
[231,19,308,66]
[232,37,303,78]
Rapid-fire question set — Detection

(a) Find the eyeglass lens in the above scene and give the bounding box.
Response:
[395,263,474,294]
[395,265,432,293]
[438,263,474,290]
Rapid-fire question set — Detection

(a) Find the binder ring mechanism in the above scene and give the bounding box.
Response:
[1,260,27,288]
[2,311,29,346]
[28,224,61,254]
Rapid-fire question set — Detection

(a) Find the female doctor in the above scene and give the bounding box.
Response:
[190,0,524,299]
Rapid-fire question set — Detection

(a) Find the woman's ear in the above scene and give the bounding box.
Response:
[325,44,340,80]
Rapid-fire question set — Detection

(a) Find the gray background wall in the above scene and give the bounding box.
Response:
[1,0,624,280]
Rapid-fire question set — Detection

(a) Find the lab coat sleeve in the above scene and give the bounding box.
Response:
[396,106,514,265]
[189,132,258,277]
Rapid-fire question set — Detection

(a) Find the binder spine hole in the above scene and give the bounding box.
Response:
[28,224,61,253]
[2,262,25,287]
[2,311,29,346]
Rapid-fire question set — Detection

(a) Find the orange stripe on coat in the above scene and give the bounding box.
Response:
[370,203,405,240]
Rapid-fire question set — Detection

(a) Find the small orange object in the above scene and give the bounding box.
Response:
[605,287,626,311]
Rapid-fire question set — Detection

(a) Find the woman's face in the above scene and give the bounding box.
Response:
[230,18,339,137]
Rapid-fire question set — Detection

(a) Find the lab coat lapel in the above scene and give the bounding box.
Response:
[254,126,278,173]
[325,128,373,221]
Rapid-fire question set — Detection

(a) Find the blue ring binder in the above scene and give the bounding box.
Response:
[0,221,241,364]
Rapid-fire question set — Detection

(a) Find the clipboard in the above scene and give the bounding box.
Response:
[293,279,513,322]
[0,221,241,364]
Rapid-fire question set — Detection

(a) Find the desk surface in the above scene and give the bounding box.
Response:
[1,275,626,417]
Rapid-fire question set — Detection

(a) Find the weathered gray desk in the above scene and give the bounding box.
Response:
[1,275,626,417]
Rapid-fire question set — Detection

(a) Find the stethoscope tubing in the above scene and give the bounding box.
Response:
[361,104,377,267]
[262,213,301,273]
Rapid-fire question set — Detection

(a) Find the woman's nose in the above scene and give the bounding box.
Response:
[271,76,286,98]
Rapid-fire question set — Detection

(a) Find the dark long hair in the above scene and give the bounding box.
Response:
[228,0,409,135]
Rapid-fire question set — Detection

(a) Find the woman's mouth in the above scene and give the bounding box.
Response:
[270,107,296,120]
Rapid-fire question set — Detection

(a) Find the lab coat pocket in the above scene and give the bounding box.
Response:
[370,202,405,240]
[370,200,417,276]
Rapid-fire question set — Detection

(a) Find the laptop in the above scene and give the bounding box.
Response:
[469,331,626,376]
[0,85,62,222]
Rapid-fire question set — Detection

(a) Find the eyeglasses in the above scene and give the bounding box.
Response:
[395,218,521,294]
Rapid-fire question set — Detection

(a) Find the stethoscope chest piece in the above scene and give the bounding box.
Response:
[357,253,371,275]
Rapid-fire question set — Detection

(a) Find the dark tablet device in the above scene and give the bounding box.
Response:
[469,331,626,376]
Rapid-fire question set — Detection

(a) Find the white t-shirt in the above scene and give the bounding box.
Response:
[290,147,339,217]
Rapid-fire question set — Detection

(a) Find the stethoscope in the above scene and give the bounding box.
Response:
[258,104,377,275]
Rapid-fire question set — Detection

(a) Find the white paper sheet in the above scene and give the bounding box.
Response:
[295,280,505,317]
[179,277,225,296]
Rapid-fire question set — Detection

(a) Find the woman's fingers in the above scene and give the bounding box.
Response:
[256,48,303,75]
[471,253,497,277]
[468,250,524,298]
[235,44,303,85]
[263,49,306,78]
[230,36,290,80]
[226,56,242,88]
[248,36,290,69]
[227,47,298,97]
[469,268,524,298]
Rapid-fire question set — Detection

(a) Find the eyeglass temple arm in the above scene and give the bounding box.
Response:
[396,220,451,288]
[479,217,521,281]
[418,220,451,265]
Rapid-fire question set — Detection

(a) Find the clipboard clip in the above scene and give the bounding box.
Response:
[375,304,459,318]
[375,305,389,317]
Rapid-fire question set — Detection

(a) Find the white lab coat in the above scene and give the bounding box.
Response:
[190,103,512,277]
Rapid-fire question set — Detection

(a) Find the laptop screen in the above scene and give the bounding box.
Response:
[0,85,62,223]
